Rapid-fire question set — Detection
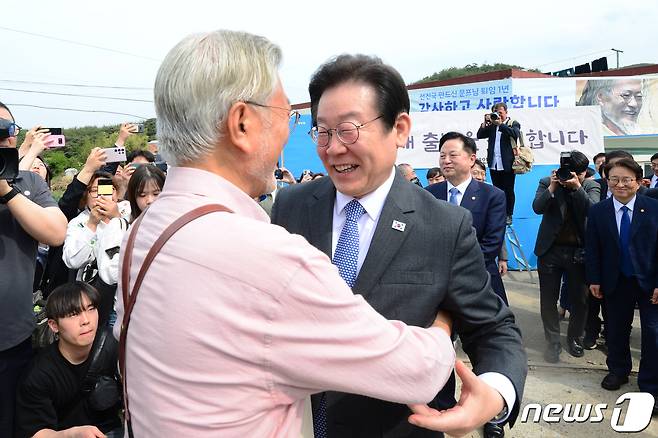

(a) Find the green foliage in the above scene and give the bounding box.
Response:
[17,119,158,178]
[414,63,541,84]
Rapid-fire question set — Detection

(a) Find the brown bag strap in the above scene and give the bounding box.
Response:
[118,204,233,435]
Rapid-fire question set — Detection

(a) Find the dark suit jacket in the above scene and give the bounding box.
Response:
[476,119,520,172]
[532,177,600,257]
[585,194,658,294]
[426,179,506,274]
[271,171,527,438]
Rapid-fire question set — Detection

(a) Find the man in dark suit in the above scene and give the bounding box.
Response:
[476,102,519,224]
[585,158,658,415]
[426,132,508,304]
[272,54,526,438]
[532,150,600,363]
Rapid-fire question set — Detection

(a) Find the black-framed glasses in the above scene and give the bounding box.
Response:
[607,176,636,186]
[244,101,300,132]
[309,115,383,148]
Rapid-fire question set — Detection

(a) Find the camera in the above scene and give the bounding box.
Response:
[274,169,283,180]
[556,151,574,182]
[488,112,499,121]
[0,148,19,180]
[135,123,145,134]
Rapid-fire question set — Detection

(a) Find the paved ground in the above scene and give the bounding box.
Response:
[455,270,657,437]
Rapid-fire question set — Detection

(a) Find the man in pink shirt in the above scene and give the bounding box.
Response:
[113,30,456,437]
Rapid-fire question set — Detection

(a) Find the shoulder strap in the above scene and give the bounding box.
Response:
[118,204,233,436]
[80,329,108,394]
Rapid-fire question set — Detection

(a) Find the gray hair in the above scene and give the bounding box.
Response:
[154,30,282,166]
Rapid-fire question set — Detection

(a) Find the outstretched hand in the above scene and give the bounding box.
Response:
[408,360,505,437]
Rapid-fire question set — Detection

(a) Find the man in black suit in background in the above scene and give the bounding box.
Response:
[272,54,526,438]
[586,158,658,414]
[427,132,508,305]
[532,150,600,363]
[476,102,519,224]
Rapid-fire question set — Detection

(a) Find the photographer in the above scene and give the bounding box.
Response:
[532,150,600,363]
[477,102,520,224]
[0,103,67,436]
[15,282,123,438]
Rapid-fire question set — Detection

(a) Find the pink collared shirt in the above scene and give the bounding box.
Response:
[113,167,454,437]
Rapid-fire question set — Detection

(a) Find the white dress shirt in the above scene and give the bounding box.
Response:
[446,176,473,206]
[613,195,636,233]
[332,167,515,421]
[492,118,509,171]
[651,174,658,188]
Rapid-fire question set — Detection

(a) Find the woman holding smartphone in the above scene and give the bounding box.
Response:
[62,171,131,327]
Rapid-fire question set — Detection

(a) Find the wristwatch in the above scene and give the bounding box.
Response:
[0,186,20,204]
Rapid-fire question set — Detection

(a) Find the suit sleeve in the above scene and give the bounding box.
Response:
[532,177,553,214]
[585,206,602,286]
[480,189,507,261]
[441,210,527,425]
[569,180,600,212]
[476,124,493,139]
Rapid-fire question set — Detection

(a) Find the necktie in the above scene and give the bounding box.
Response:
[449,187,460,205]
[619,206,633,277]
[313,200,365,438]
[653,179,658,188]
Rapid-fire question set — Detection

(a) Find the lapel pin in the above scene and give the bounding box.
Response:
[471,196,476,201]
[640,209,645,213]
[391,220,406,232]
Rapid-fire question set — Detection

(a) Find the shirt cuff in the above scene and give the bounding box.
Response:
[478,372,516,423]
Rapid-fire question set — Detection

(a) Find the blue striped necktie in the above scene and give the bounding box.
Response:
[313,199,365,438]
[619,206,633,276]
[449,187,460,205]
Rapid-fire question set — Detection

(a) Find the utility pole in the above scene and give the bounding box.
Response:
[611,48,623,69]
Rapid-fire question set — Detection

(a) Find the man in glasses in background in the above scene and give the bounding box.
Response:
[272,54,527,438]
[0,102,67,436]
[577,78,644,136]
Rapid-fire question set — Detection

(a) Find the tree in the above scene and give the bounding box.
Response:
[414,63,540,84]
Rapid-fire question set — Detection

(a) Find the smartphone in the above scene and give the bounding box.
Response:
[45,135,66,148]
[96,178,114,196]
[133,123,144,134]
[42,128,63,135]
[101,147,127,163]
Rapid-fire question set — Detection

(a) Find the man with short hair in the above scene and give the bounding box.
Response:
[397,163,422,186]
[592,152,606,175]
[0,103,67,436]
[272,54,526,438]
[585,158,658,415]
[646,152,658,188]
[113,31,458,437]
[532,150,600,363]
[15,282,123,438]
[476,102,520,224]
[426,167,444,186]
[427,132,508,305]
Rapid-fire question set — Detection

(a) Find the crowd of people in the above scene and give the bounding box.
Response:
[0,28,655,438]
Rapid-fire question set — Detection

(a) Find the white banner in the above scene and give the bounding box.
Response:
[397,106,604,168]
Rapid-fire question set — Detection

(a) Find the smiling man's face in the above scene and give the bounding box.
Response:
[598,79,643,133]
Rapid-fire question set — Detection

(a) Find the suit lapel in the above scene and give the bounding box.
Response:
[308,179,336,258]
[630,196,647,240]
[353,173,415,298]
[460,179,480,211]
[435,182,448,201]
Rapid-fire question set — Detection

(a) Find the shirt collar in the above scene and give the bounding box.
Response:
[447,176,473,195]
[160,166,270,223]
[335,166,396,221]
[612,195,636,213]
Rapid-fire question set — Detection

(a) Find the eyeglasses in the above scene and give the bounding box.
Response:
[618,92,643,103]
[309,115,383,148]
[607,177,636,186]
[244,101,300,132]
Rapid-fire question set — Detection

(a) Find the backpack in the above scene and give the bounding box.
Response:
[507,119,534,174]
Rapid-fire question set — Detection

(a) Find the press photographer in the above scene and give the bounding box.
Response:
[0,103,67,437]
[476,102,520,224]
[532,150,600,363]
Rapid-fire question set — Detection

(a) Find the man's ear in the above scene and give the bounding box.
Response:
[394,113,412,149]
[225,102,256,154]
[47,319,58,335]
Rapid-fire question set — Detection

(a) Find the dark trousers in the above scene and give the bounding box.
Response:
[0,337,33,436]
[538,246,589,345]
[605,275,658,395]
[486,260,508,305]
[489,169,516,217]
[585,295,606,340]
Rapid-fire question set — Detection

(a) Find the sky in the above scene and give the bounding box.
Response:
[2,0,657,129]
